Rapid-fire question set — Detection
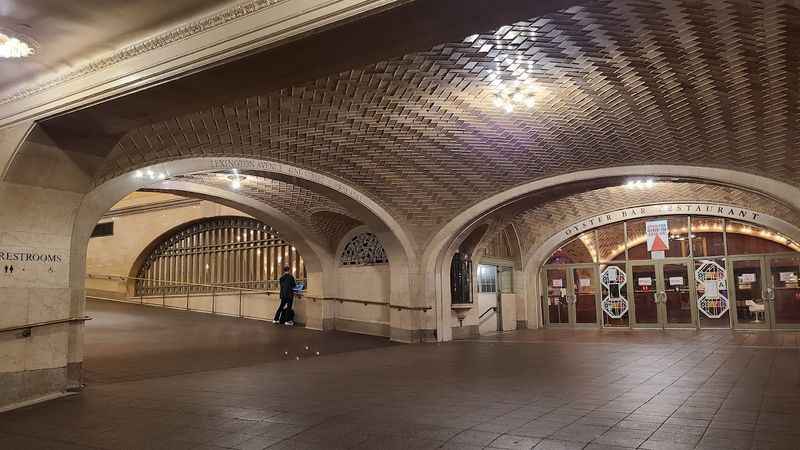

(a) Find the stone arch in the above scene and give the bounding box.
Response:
[523,204,800,329]
[144,180,332,276]
[473,221,524,270]
[124,212,317,295]
[66,157,421,344]
[308,211,362,252]
[425,166,800,341]
[525,205,800,276]
[70,157,417,292]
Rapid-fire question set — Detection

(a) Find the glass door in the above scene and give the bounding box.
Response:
[572,267,599,327]
[767,256,800,328]
[544,268,569,326]
[661,262,695,327]
[630,261,695,328]
[695,258,732,329]
[542,266,599,327]
[630,263,659,327]
[729,257,769,329]
[600,264,629,327]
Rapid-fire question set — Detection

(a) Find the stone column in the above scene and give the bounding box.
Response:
[0,122,91,410]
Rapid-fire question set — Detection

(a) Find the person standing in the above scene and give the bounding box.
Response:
[273,266,297,326]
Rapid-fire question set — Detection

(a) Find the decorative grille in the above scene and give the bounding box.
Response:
[135,217,305,296]
[339,232,388,265]
[450,252,473,304]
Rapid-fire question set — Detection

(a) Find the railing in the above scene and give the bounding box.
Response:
[324,297,432,312]
[479,306,497,319]
[0,316,91,337]
[86,274,432,314]
[87,274,276,319]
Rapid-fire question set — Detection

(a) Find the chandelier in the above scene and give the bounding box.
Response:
[0,31,36,58]
[491,76,538,113]
[477,31,542,113]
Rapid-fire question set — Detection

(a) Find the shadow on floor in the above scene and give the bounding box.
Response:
[83,299,395,384]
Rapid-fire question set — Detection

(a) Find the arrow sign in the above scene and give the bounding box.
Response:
[651,233,669,251]
[646,220,670,253]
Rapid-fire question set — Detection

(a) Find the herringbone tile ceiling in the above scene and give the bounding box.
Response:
[102,0,800,245]
[509,181,800,257]
[175,173,360,250]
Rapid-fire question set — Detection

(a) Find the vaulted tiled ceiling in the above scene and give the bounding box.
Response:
[97,0,800,246]
[172,173,361,250]
[503,181,800,259]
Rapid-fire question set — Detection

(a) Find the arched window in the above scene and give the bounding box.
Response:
[339,232,388,265]
[135,217,305,295]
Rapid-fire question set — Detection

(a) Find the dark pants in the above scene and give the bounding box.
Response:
[274,297,293,323]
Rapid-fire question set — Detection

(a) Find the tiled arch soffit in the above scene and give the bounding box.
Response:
[69,157,417,288]
[147,182,332,273]
[93,0,800,247]
[159,173,363,252]
[473,181,800,272]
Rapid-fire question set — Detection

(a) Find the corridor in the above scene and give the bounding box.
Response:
[2,304,799,449]
[82,299,395,383]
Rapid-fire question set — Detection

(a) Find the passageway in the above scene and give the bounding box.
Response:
[3,328,800,449]
[82,299,394,384]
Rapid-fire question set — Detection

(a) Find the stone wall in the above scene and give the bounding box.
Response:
[84,193,395,337]
[85,193,249,296]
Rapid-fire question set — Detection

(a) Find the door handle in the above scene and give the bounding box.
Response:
[766,287,775,302]
[656,291,666,304]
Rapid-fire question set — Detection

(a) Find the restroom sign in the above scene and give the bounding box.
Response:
[646,220,669,255]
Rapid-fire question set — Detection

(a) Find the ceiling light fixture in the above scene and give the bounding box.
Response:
[227,173,246,190]
[469,28,544,113]
[624,178,656,189]
[491,78,538,113]
[0,30,37,58]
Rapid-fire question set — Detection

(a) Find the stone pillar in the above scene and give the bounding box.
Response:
[0,181,85,410]
[526,268,542,329]
[513,268,528,329]
[0,123,92,411]
[388,264,435,343]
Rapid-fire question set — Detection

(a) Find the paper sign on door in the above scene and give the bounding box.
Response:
[638,277,653,286]
[669,277,684,286]
[579,278,591,287]
[779,272,798,282]
[738,273,756,283]
[704,280,719,299]
[552,279,563,287]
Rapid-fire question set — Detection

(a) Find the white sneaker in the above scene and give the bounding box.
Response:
[272,320,278,324]
[285,321,294,326]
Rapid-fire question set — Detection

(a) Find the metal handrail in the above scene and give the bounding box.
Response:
[323,297,431,311]
[479,306,497,319]
[87,273,268,293]
[0,316,91,335]
[87,274,432,312]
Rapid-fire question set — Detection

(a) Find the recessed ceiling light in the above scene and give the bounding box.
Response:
[0,30,37,58]
[227,174,246,189]
[624,178,656,189]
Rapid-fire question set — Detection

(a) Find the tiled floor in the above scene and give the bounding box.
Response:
[81,300,396,383]
[2,302,800,449]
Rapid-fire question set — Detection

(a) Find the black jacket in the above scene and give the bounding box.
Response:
[279,273,297,300]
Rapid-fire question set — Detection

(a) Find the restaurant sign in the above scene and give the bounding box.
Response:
[559,203,766,242]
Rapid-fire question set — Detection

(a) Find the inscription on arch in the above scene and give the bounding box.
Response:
[560,203,763,241]
[209,158,369,205]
